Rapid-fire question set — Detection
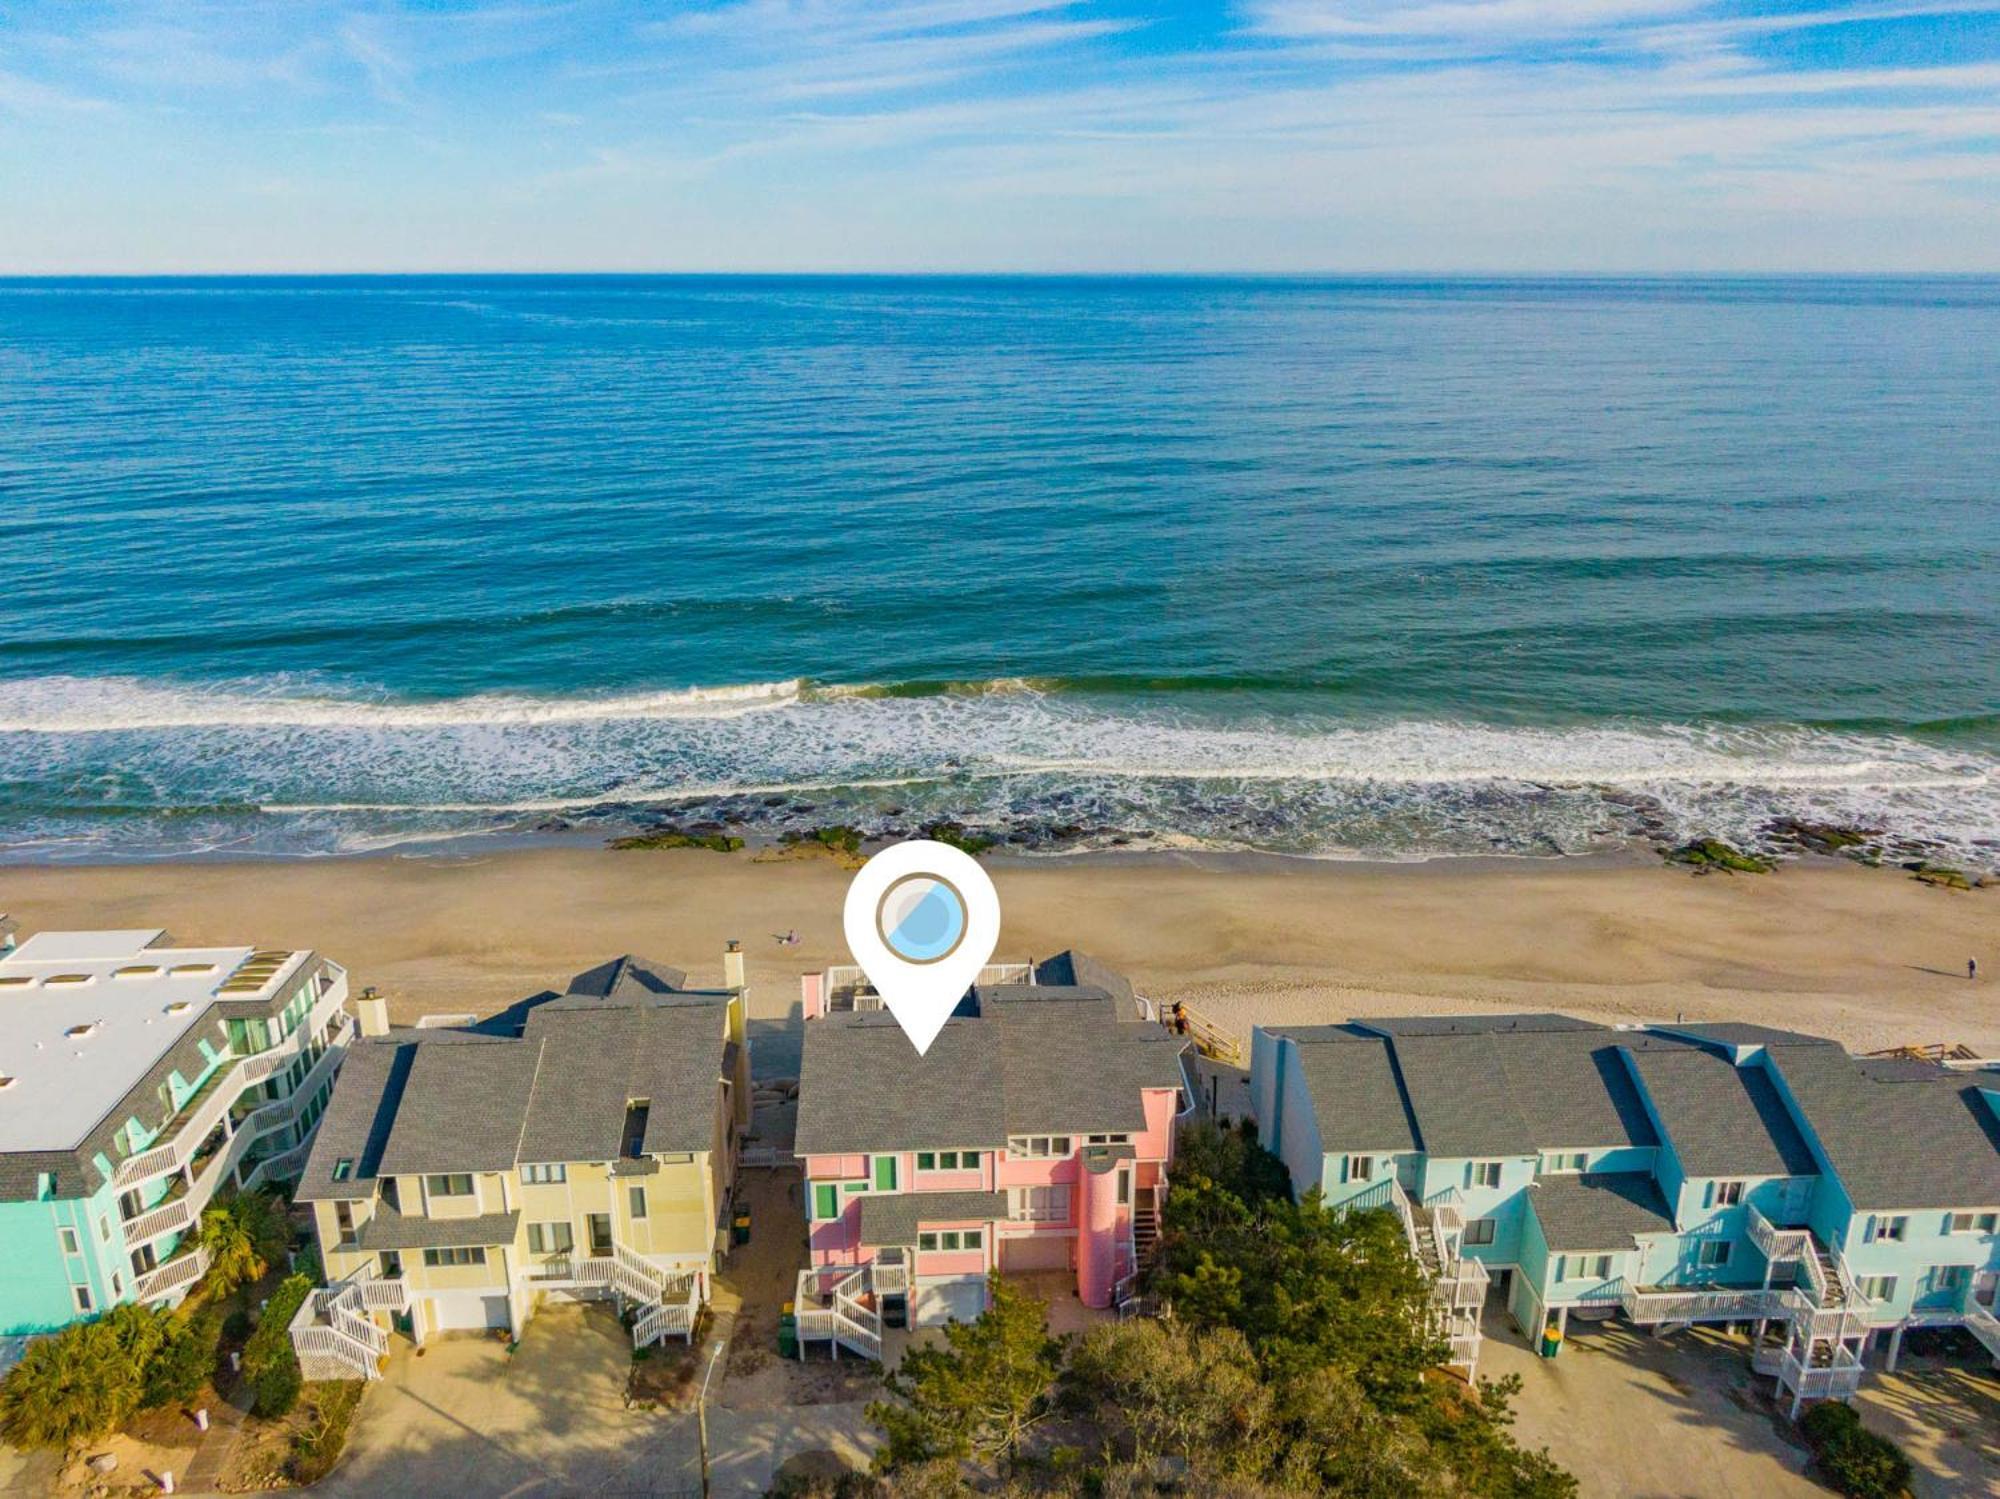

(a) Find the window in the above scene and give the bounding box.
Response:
[1463,1218,1496,1246]
[1343,1155,1374,1184]
[628,1186,647,1219]
[58,1227,80,1256]
[426,1173,475,1198]
[1011,1185,1071,1222]
[36,1172,57,1200]
[1466,1161,1502,1190]
[332,1158,354,1182]
[521,1163,567,1185]
[1008,1136,1073,1158]
[422,1247,487,1268]
[920,1229,986,1252]
[1947,1211,1997,1235]
[1697,1240,1732,1268]
[111,1273,123,1298]
[812,1183,841,1221]
[1932,1264,1972,1294]
[334,1202,358,1248]
[1117,1170,1131,1206]
[98,1215,110,1243]
[1712,1181,1744,1208]
[873,1156,898,1191]
[1872,1214,1909,1243]
[1085,1134,1130,1146]
[1857,1274,1897,1303]
[528,1222,574,1254]
[1542,1152,1587,1174]
[73,1285,93,1314]
[1586,1254,1613,1282]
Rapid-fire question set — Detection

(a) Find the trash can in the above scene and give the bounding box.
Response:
[733,1212,751,1246]
[1539,1323,1564,1359]
[778,1305,797,1359]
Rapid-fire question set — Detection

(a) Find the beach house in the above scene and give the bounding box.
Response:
[1251,1014,2000,1410]
[0,928,351,1349]
[793,952,1191,1358]
[288,950,750,1380]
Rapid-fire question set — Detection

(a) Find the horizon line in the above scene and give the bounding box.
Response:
[5,268,2000,281]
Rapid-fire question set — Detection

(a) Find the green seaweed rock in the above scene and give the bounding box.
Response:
[1666,838,1773,874]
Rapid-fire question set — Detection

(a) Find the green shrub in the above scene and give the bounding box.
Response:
[140,1311,220,1410]
[1802,1401,1911,1499]
[242,1273,314,1420]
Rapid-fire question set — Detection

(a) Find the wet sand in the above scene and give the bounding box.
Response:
[1,848,1993,1057]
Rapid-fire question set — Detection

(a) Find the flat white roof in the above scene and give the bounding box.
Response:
[0,931,269,1155]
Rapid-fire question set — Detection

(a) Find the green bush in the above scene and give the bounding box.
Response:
[287,1380,365,1485]
[242,1273,314,1419]
[1802,1401,1911,1499]
[140,1310,221,1410]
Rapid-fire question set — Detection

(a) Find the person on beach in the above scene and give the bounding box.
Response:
[1972,958,1980,981]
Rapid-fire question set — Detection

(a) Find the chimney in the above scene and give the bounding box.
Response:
[355,986,390,1038]
[722,940,746,993]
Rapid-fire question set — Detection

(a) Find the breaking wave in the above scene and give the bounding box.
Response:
[1,673,1996,864]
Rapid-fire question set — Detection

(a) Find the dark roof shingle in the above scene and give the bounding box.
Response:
[858,1191,1009,1245]
[1529,1172,1675,1249]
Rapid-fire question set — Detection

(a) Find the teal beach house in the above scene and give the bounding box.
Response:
[1250,1014,2000,1414]
[0,926,351,1363]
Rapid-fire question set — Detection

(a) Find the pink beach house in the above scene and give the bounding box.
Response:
[793,953,1192,1353]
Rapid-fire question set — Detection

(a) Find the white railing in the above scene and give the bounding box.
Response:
[872,1248,911,1294]
[794,1264,886,1359]
[1446,1330,1482,1370]
[1746,1205,1812,1265]
[820,962,1031,1013]
[1965,1304,2000,1361]
[1341,1177,1397,1213]
[133,1245,210,1304]
[1426,1189,1466,1241]
[634,1275,702,1349]
[1781,1344,1865,1400]
[1434,1257,1492,1312]
[1389,1184,1426,1263]
[112,971,349,1190]
[1622,1285,1801,1325]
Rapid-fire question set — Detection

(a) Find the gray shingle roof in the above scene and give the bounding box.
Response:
[794,961,1187,1157]
[858,1191,1009,1245]
[377,1041,540,1176]
[1352,1017,1663,1159]
[1665,1022,1835,1050]
[1622,1045,1817,1178]
[1275,1029,1417,1154]
[297,956,734,1199]
[1033,951,1137,1015]
[1767,1048,2000,1210]
[796,1016,1006,1156]
[1528,1172,1675,1250]
[355,1208,521,1251]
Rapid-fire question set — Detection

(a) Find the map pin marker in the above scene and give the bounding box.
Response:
[843,839,1001,1056]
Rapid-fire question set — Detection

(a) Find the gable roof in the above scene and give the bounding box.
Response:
[1269,1027,1417,1155]
[1343,1015,1665,1160]
[795,956,1186,1156]
[1766,1047,2000,1210]
[296,955,734,1199]
[1529,1172,1676,1250]
[1622,1045,1817,1179]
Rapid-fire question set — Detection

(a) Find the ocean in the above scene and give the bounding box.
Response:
[2,275,1996,864]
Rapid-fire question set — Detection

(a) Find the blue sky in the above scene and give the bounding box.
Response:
[2,0,1998,271]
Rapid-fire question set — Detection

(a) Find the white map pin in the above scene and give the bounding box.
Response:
[843,839,1000,1056]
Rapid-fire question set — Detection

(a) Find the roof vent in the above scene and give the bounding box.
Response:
[169,963,217,977]
[165,1001,193,1016]
[115,965,161,979]
[65,1022,99,1039]
[0,1075,14,1090]
[46,973,93,986]
[0,975,30,987]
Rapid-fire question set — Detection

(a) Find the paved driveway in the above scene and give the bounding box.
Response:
[314,1303,702,1498]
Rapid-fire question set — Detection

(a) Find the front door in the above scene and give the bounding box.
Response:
[587,1213,613,1257]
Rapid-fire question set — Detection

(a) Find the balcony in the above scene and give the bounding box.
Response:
[112,970,349,1192]
[1746,1205,1813,1265]
[1781,1342,1865,1401]
[133,1241,210,1305]
[1621,1283,1802,1326]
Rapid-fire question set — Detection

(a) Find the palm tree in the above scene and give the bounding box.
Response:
[0,1320,143,1454]
[197,1190,291,1299]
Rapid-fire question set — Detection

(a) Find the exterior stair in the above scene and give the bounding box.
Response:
[1807,1236,1849,1309]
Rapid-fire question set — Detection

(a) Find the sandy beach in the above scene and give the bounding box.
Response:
[1,848,1992,1059]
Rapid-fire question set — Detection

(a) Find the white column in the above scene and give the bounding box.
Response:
[1886,1322,1905,1373]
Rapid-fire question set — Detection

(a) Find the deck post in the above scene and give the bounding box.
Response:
[1886,1322,1904,1373]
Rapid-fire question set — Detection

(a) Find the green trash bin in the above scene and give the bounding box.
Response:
[1539,1323,1564,1359]
[778,1306,797,1359]
[733,1212,752,1246]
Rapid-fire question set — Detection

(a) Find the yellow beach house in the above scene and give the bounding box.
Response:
[288,950,749,1379]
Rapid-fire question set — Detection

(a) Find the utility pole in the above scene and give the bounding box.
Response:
[697,1337,725,1497]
